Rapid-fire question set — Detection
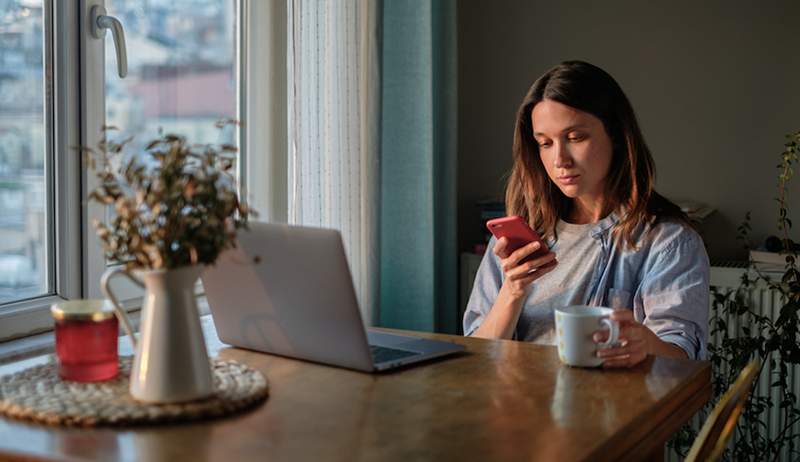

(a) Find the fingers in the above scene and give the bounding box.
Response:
[597,339,645,359]
[592,309,636,343]
[493,237,509,259]
[596,324,648,368]
[593,318,649,368]
[498,241,543,271]
[509,241,544,266]
[609,309,634,323]
[513,258,558,283]
[592,322,644,344]
[496,238,557,297]
[505,251,557,280]
[592,330,609,343]
[601,350,647,368]
[501,259,558,296]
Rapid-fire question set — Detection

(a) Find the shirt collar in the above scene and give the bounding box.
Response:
[590,211,620,238]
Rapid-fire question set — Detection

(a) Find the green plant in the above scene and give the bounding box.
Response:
[669,131,800,461]
[82,120,253,270]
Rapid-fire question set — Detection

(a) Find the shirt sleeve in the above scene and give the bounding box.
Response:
[635,228,710,360]
[463,237,504,337]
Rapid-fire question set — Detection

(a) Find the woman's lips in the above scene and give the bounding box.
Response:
[557,174,580,185]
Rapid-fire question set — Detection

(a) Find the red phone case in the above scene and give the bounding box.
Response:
[485,216,548,260]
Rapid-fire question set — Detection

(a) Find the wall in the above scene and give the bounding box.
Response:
[457,1,800,260]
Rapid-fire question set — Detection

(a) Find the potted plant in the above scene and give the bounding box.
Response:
[669,131,800,460]
[84,120,253,403]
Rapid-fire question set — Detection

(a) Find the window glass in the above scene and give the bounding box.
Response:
[0,0,49,304]
[105,0,238,152]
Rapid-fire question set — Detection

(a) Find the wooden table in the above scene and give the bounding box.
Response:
[0,316,710,461]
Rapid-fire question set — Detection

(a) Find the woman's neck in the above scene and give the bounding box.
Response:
[568,197,606,224]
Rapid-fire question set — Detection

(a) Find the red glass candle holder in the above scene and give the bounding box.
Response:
[51,300,119,382]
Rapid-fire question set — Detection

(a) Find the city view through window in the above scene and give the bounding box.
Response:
[0,0,237,305]
[0,0,46,304]
[105,0,237,151]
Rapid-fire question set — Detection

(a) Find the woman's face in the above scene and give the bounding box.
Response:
[531,99,613,204]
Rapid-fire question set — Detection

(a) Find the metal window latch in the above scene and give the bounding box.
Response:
[90,5,128,78]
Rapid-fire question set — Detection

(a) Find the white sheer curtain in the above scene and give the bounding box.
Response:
[287,0,381,325]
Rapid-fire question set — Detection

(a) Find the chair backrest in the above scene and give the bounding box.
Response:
[685,360,760,462]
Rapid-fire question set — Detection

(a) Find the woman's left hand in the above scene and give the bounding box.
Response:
[593,310,658,368]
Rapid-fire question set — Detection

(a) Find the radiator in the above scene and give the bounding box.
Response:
[666,265,799,461]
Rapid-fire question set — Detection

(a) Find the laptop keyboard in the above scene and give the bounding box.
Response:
[369,345,420,364]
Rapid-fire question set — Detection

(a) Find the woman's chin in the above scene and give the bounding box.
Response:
[556,185,581,198]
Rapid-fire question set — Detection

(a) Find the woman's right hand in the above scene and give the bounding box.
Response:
[494,237,558,299]
[472,237,557,340]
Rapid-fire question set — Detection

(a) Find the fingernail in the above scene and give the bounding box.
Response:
[532,241,540,249]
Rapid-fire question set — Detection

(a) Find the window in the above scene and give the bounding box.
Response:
[0,0,287,342]
[84,0,242,301]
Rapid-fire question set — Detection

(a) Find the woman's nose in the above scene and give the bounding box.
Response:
[553,142,573,168]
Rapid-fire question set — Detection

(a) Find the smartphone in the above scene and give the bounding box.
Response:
[485,216,549,263]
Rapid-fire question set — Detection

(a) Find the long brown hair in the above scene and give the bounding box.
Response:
[506,60,686,247]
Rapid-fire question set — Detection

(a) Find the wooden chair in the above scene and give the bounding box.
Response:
[685,360,760,462]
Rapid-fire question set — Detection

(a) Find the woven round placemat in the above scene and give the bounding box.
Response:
[0,356,269,427]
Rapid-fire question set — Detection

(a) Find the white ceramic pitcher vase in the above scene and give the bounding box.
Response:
[101,265,214,403]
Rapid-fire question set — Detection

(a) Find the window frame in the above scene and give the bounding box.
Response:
[0,0,83,341]
[82,0,111,301]
[241,0,288,223]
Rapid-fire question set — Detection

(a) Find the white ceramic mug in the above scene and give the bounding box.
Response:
[555,306,620,367]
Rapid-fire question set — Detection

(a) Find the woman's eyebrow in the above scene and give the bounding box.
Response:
[533,124,589,137]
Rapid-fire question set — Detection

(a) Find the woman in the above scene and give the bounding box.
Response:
[463,61,709,367]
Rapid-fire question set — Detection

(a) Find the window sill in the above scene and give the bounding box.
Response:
[0,297,211,366]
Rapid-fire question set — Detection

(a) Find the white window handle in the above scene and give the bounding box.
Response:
[90,5,128,78]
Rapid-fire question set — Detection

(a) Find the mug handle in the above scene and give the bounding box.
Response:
[597,318,620,349]
[100,266,144,349]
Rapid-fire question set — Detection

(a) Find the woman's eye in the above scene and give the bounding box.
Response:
[538,141,551,148]
[567,135,585,142]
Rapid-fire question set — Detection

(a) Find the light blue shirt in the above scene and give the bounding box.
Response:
[463,213,710,359]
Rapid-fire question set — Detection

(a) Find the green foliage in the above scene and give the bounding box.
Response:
[83,120,253,270]
[669,131,800,461]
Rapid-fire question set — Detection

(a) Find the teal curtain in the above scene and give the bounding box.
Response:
[379,0,458,333]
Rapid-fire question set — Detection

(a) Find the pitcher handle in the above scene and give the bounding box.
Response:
[101,266,143,349]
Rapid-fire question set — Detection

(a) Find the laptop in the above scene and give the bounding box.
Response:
[202,222,465,372]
